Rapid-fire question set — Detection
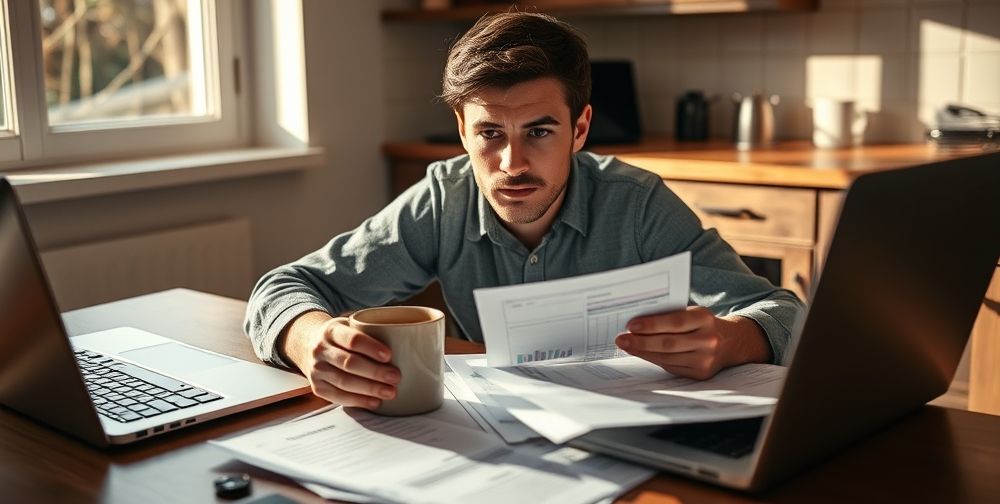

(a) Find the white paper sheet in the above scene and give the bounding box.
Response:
[467,355,785,443]
[445,354,542,444]
[212,407,653,504]
[475,252,691,367]
[294,374,492,503]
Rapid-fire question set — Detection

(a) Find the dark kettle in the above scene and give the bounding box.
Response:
[675,90,710,141]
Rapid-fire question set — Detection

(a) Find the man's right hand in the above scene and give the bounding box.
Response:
[278,310,401,410]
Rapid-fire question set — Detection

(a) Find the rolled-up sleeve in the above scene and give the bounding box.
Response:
[244,165,443,367]
[636,180,805,365]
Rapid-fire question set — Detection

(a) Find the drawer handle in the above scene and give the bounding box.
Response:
[985,298,999,316]
[794,272,810,295]
[698,206,767,221]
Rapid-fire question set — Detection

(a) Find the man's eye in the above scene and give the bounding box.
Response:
[528,128,551,138]
[479,130,502,140]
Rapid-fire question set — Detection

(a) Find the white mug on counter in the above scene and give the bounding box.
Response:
[812,98,868,149]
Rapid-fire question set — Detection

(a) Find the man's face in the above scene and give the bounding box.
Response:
[456,78,591,227]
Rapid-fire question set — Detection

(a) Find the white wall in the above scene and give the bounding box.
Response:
[383,0,1000,144]
[24,0,390,302]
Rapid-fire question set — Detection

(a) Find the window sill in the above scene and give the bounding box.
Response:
[7,146,326,205]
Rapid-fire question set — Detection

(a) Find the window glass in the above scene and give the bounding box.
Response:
[39,0,213,126]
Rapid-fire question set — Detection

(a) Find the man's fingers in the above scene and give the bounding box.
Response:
[327,322,393,363]
[616,329,719,354]
[315,362,397,402]
[627,307,713,334]
[311,379,382,410]
[321,346,400,386]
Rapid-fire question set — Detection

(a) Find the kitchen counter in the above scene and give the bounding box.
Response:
[382,138,990,189]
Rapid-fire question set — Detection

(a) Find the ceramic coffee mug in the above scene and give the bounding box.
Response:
[812,98,868,149]
[348,306,445,416]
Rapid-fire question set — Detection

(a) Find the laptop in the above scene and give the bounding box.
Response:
[572,151,1000,491]
[0,178,310,446]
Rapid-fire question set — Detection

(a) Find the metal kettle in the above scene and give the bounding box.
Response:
[732,92,780,150]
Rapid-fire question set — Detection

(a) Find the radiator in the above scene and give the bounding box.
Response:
[40,219,252,311]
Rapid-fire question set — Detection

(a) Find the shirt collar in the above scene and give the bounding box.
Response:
[465,152,592,242]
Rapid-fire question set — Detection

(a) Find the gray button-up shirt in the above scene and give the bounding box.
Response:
[245,152,804,368]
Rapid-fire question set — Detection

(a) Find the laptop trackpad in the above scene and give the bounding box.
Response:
[120,342,236,376]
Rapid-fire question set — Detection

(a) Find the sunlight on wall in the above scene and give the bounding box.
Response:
[806,55,883,112]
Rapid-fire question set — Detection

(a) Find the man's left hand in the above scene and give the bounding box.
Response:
[615,307,773,380]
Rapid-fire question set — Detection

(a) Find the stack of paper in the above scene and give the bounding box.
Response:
[447,354,784,444]
[211,371,654,504]
[446,252,786,444]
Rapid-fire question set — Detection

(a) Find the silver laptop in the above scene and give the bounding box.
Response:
[572,151,1000,491]
[0,178,309,446]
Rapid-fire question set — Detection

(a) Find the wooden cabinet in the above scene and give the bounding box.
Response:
[665,180,817,300]
[971,268,1000,415]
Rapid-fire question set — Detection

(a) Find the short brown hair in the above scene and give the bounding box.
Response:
[441,12,591,121]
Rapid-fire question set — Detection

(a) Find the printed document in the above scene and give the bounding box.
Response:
[475,252,690,366]
[445,355,542,444]
[212,406,653,504]
[455,354,785,444]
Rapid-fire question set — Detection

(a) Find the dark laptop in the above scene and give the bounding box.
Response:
[0,178,309,446]
[572,151,1000,491]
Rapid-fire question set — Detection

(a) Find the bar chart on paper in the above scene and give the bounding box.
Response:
[516,347,574,364]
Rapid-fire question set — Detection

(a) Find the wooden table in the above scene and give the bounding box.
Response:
[2,289,999,503]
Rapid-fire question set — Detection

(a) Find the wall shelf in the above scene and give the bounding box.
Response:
[382,0,818,22]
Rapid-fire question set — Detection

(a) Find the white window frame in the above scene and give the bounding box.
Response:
[0,0,20,163]
[1,0,247,171]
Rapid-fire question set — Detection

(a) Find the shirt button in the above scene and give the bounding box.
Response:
[529,255,539,265]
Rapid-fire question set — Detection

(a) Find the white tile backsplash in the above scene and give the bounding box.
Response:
[383,0,999,143]
[720,15,764,55]
[859,7,910,54]
[680,58,722,93]
[764,56,808,99]
[911,6,966,53]
[915,53,963,106]
[962,52,1000,103]
[722,56,766,95]
[808,10,858,54]
[676,17,721,57]
[964,5,1000,51]
[807,56,857,101]
[764,13,809,54]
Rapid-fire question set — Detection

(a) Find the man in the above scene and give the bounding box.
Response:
[245,12,803,410]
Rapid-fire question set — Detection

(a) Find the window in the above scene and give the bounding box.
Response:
[0,0,18,162]
[1,0,245,169]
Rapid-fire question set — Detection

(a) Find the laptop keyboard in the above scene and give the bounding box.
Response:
[75,349,223,423]
[650,417,764,459]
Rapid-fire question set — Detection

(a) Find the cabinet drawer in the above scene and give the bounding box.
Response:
[666,181,816,245]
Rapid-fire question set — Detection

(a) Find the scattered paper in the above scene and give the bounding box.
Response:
[467,355,785,444]
[212,406,651,504]
[445,355,542,444]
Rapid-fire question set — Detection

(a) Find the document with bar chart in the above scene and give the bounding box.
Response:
[475,252,691,367]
